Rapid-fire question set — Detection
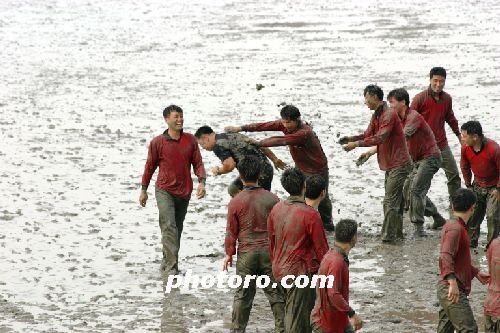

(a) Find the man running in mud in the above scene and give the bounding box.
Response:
[225,104,335,231]
[411,67,462,218]
[310,219,363,333]
[195,125,286,197]
[268,167,329,333]
[460,120,500,248]
[139,105,206,275]
[437,188,489,333]
[223,155,285,333]
[484,225,499,333]
[340,85,412,242]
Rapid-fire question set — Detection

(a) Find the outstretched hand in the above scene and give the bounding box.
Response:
[225,126,242,133]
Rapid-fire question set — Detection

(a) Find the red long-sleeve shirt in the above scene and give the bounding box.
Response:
[439,218,479,295]
[267,196,329,281]
[225,187,279,256]
[410,87,460,150]
[460,138,500,188]
[354,103,411,171]
[400,109,441,162]
[241,120,328,175]
[485,237,500,317]
[310,247,351,333]
[141,130,206,200]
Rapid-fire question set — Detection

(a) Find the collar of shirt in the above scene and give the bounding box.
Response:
[286,195,305,204]
[456,217,466,228]
[473,137,487,154]
[243,185,260,191]
[332,244,350,265]
[374,102,387,119]
[428,85,443,100]
[163,129,184,141]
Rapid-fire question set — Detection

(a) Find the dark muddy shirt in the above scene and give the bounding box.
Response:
[485,237,500,317]
[460,138,500,188]
[400,109,441,162]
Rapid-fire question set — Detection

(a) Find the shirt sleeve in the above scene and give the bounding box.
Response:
[352,116,374,141]
[141,139,159,190]
[259,128,309,147]
[494,144,500,188]
[358,111,395,147]
[225,201,239,256]
[440,227,461,280]
[460,145,472,186]
[410,91,424,113]
[191,137,207,182]
[267,212,276,261]
[403,114,420,138]
[308,213,329,263]
[445,97,461,137]
[242,120,284,132]
[326,261,351,312]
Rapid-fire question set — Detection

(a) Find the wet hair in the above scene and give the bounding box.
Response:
[280,105,301,121]
[461,121,483,138]
[335,219,358,243]
[237,155,261,183]
[363,84,384,101]
[451,188,477,213]
[194,125,214,138]
[387,88,410,107]
[280,167,305,196]
[430,67,447,79]
[305,175,327,200]
[163,105,183,118]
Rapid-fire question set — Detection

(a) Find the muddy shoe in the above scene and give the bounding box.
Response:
[413,224,427,238]
[430,213,446,230]
[323,223,335,232]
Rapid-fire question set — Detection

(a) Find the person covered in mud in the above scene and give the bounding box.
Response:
[410,67,462,212]
[267,167,329,333]
[484,225,500,333]
[225,104,335,231]
[460,120,500,248]
[139,105,206,275]
[223,155,285,333]
[437,188,489,333]
[194,125,286,197]
[310,219,363,333]
[339,85,412,243]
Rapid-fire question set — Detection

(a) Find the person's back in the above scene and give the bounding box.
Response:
[403,109,441,162]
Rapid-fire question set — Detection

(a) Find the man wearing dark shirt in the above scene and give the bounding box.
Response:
[225,105,335,231]
[341,85,412,242]
[268,168,330,333]
[410,67,462,209]
[195,125,285,197]
[460,120,500,247]
[437,188,489,332]
[139,105,206,274]
[223,156,285,333]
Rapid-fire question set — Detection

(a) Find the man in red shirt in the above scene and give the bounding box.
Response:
[139,105,206,274]
[437,188,489,332]
[225,105,334,232]
[485,226,500,333]
[460,120,500,247]
[223,155,285,333]
[341,85,412,242]
[410,67,462,211]
[310,219,363,333]
[268,167,330,333]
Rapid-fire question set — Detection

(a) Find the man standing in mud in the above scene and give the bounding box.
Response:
[223,156,285,333]
[139,105,206,275]
[484,225,499,333]
[410,67,462,216]
[437,188,489,333]
[225,104,335,231]
[195,125,286,197]
[460,120,500,248]
[340,85,412,242]
[268,167,329,333]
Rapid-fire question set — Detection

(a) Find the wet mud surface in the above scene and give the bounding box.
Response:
[1,0,499,332]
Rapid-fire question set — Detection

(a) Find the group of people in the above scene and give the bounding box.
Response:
[138,66,499,332]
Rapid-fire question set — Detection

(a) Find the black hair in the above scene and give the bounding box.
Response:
[194,125,214,138]
[163,105,183,118]
[280,167,305,196]
[461,121,483,138]
[237,155,261,183]
[387,88,410,107]
[451,188,477,213]
[280,105,301,121]
[363,84,384,101]
[305,175,327,200]
[430,67,447,79]
[335,219,358,243]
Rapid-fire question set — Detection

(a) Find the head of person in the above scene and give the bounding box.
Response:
[363,84,384,111]
[451,188,477,216]
[281,167,305,196]
[236,155,261,185]
[163,105,184,131]
[335,219,358,248]
[460,121,484,147]
[280,105,301,131]
[429,67,447,94]
[195,125,217,151]
[305,175,327,201]
[387,88,410,116]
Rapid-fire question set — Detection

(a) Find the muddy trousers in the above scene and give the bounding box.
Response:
[228,162,274,197]
[485,315,500,333]
[440,145,462,208]
[283,281,316,333]
[467,183,500,247]
[304,169,333,228]
[311,322,354,333]
[381,163,411,241]
[155,187,189,274]
[231,250,285,333]
[436,283,478,333]
[403,156,441,225]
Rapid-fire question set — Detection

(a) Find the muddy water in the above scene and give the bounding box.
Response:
[1,0,499,332]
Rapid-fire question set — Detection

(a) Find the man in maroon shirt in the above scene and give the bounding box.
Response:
[411,67,462,211]
[460,120,500,247]
[268,167,330,333]
[225,105,334,232]
[485,225,499,333]
[437,188,489,332]
[139,105,206,274]
[310,219,363,333]
[223,155,285,333]
[340,85,412,242]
